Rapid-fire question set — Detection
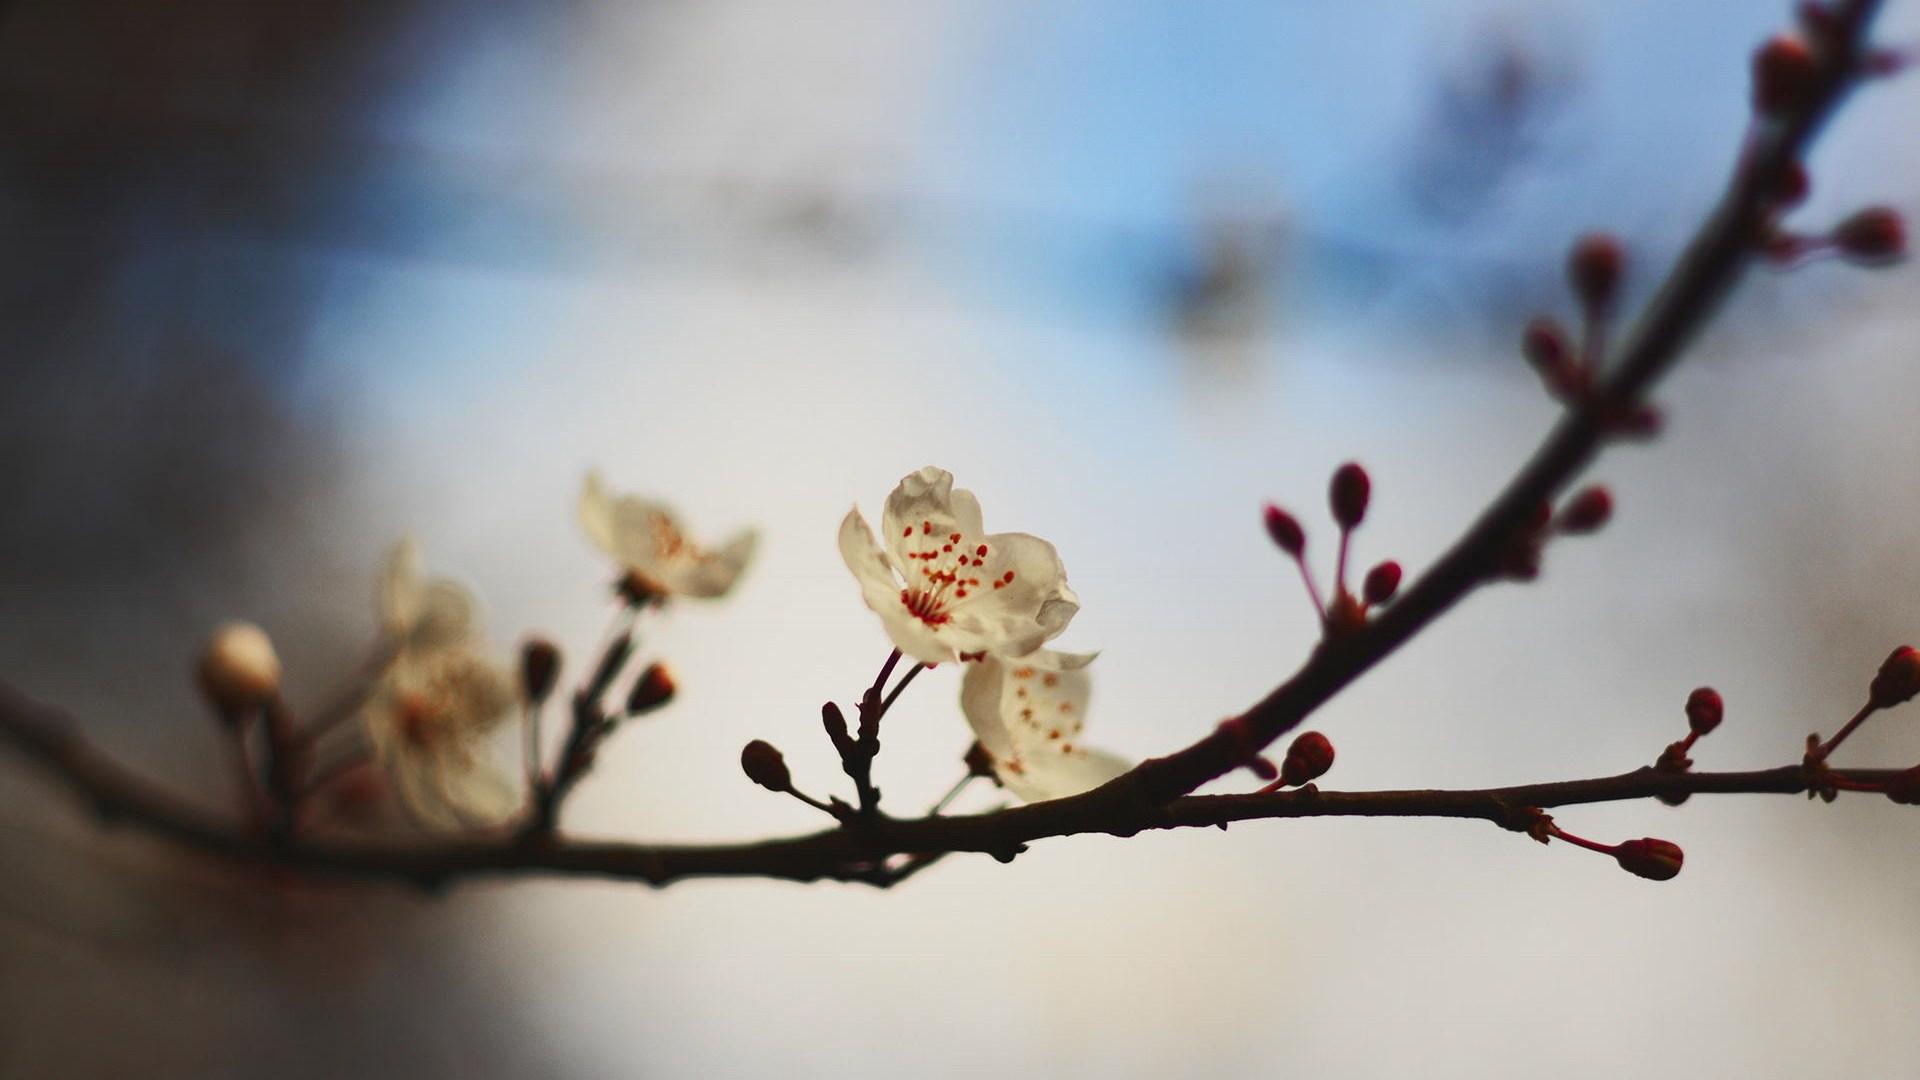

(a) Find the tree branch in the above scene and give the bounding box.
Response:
[0,1,1899,895]
[1111,0,1888,805]
[2,679,1899,891]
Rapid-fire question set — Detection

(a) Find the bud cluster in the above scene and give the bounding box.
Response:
[1263,462,1403,638]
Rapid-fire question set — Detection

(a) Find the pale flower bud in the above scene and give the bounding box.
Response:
[197,622,282,715]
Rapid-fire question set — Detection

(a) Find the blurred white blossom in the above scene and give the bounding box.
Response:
[360,539,519,829]
[578,470,757,598]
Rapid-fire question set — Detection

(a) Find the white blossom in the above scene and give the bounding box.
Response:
[839,467,1081,666]
[960,653,1129,802]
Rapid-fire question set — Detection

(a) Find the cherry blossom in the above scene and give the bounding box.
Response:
[578,470,757,599]
[360,540,519,829]
[838,467,1081,665]
[960,654,1129,802]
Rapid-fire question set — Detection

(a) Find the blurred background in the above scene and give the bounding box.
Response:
[4,1,1920,1076]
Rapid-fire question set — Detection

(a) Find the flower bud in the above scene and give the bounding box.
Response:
[1796,1,1835,40]
[197,622,282,715]
[1363,560,1403,606]
[520,638,561,704]
[1833,207,1906,264]
[625,662,676,715]
[1247,755,1280,782]
[1522,316,1571,373]
[740,740,792,792]
[1884,765,1920,805]
[1568,233,1624,315]
[822,701,852,754]
[1752,34,1815,115]
[1329,463,1371,530]
[1614,837,1684,881]
[1280,731,1335,787]
[1263,504,1305,558]
[1556,486,1613,535]
[1685,687,1724,736]
[1521,316,1582,397]
[1869,645,1920,710]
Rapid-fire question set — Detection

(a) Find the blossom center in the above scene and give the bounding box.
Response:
[893,519,1017,628]
[396,692,446,749]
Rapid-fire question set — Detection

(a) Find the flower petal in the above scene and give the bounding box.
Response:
[881,467,958,557]
[409,578,481,652]
[939,531,1078,658]
[959,656,1016,764]
[982,660,1129,802]
[658,528,758,599]
[1021,648,1099,671]
[843,505,956,662]
[579,469,618,557]
[1003,747,1131,803]
[378,538,424,634]
[840,505,904,612]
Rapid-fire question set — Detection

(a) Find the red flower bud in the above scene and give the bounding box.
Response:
[1363,560,1403,606]
[520,638,561,704]
[1248,755,1280,782]
[740,740,792,792]
[1884,765,1920,805]
[1753,34,1815,115]
[1796,2,1836,41]
[1614,837,1684,881]
[1329,463,1371,530]
[625,662,677,715]
[1870,645,1920,710]
[1264,504,1306,558]
[1521,316,1570,369]
[1280,731,1335,787]
[1568,233,1624,315]
[1685,687,1724,736]
[1833,207,1906,264]
[1556,486,1613,535]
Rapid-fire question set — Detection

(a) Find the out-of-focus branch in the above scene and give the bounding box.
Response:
[2,680,1903,890]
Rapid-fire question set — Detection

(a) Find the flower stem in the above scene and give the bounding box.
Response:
[524,603,641,836]
[222,722,271,830]
[929,773,974,816]
[1293,555,1326,618]
[879,662,928,717]
[1546,824,1616,856]
[1811,702,1877,762]
[841,649,926,818]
